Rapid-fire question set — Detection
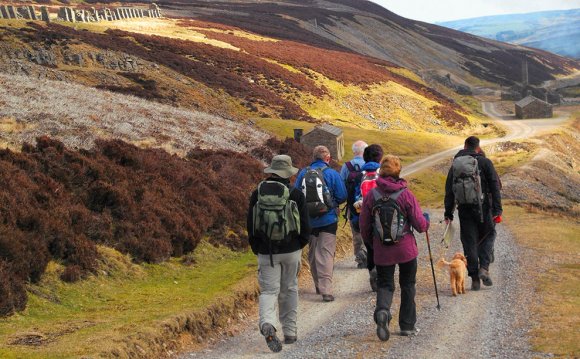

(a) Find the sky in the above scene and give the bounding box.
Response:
[372,0,580,23]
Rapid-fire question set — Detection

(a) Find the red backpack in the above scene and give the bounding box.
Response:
[360,171,379,198]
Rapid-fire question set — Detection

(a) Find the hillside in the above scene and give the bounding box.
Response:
[0,19,486,134]
[160,0,579,86]
[439,9,580,59]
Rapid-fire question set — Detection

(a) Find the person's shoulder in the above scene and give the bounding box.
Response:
[290,187,305,199]
[325,167,342,177]
[477,155,494,167]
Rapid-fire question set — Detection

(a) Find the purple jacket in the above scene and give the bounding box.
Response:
[360,176,430,266]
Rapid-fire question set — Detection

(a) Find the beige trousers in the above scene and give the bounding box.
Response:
[308,231,337,295]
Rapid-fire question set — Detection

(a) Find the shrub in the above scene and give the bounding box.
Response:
[60,265,82,283]
[1,135,314,316]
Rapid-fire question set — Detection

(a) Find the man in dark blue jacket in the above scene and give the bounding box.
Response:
[295,146,347,302]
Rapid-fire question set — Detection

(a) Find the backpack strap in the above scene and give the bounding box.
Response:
[389,188,406,201]
[371,187,406,203]
[345,161,354,172]
[345,161,361,173]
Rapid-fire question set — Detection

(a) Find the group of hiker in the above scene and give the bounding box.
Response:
[247,135,502,352]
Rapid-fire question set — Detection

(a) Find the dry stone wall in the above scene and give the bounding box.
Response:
[0,3,162,23]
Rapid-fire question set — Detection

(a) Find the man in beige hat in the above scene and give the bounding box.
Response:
[247,155,310,352]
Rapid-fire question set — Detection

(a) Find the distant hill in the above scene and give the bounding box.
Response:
[159,0,579,86]
[439,9,580,59]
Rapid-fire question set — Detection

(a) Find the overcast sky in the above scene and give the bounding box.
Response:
[372,0,580,23]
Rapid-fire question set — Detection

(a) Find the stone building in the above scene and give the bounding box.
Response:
[515,96,553,119]
[298,124,345,161]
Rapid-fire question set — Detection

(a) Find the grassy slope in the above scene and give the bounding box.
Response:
[254,118,463,165]
[0,243,256,358]
[4,19,497,136]
[504,206,579,356]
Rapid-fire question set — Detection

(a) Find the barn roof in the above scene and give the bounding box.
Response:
[306,123,343,136]
[515,95,548,108]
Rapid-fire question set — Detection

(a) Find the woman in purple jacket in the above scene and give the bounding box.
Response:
[359,155,430,341]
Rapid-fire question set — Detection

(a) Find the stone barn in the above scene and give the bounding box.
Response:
[515,96,553,119]
[298,124,345,161]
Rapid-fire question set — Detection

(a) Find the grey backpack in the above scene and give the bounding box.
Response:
[371,188,407,246]
[452,155,484,214]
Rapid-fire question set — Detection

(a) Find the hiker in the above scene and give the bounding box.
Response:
[247,155,311,352]
[340,140,368,268]
[294,145,347,302]
[352,144,384,291]
[359,155,430,341]
[444,136,502,290]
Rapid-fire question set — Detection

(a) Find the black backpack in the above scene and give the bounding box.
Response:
[344,162,364,219]
[370,187,408,245]
[301,167,334,217]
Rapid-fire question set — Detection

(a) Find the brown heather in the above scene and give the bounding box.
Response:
[0,136,277,316]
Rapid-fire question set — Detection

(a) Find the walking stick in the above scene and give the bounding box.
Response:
[425,230,441,311]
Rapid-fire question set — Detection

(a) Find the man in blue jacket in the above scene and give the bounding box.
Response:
[295,145,347,302]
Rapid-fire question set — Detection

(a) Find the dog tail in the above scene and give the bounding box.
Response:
[436,258,451,269]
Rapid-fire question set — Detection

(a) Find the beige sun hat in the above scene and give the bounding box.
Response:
[264,155,299,178]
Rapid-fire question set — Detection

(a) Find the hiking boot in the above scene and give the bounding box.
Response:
[261,323,282,353]
[369,268,378,292]
[471,277,481,291]
[400,328,420,336]
[479,268,493,286]
[322,294,335,302]
[284,336,297,344]
[356,251,367,269]
[375,310,391,341]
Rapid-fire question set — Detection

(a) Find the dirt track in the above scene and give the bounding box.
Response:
[179,103,569,359]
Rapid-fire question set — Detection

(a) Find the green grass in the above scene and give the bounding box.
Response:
[504,206,580,357]
[255,117,463,165]
[406,169,447,208]
[0,243,256,358]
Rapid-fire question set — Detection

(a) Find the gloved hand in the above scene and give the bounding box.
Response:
[423,212,430,222]
[493,215,502,224]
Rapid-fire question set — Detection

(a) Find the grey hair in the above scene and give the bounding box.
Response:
[352,140,368,156]
[313,145,331,161]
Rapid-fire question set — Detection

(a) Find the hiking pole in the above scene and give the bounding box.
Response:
[425,230,441,311]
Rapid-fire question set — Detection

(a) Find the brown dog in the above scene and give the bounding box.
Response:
[437,252,468,296]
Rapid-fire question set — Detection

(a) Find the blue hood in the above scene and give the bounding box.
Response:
[362,162,380,171]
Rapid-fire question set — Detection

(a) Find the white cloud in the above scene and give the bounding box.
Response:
[372,0,580,22]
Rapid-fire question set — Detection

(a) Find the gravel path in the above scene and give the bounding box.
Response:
[179,103,568,358]
[180,211,536,359]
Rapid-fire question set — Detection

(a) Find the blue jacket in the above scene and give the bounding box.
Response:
[294,160,347,228]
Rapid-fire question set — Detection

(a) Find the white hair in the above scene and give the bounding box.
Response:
[352,140,368,156]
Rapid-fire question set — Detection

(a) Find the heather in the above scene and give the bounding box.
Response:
[0,137,271,316]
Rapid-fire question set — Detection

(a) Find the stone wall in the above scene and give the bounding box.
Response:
[0,3,162,23]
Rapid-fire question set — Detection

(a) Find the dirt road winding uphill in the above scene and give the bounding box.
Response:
[179,103,569,359]
[403,101,566,177]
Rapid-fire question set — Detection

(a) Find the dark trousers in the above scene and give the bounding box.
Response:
[375,258,417,331]
[365,242,375,271]
[458,203,496,278]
